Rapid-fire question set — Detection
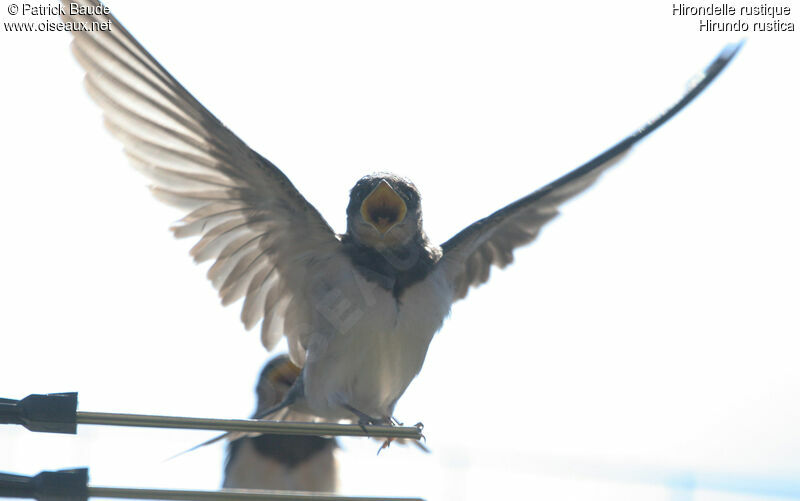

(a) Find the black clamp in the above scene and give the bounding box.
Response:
[0,393,78,434]
[0,468,88,501]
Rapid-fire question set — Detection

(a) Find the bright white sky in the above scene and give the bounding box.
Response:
[1,1,798,500]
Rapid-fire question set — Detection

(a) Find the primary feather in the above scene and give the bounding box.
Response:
[63,0,340,362]
[440,42,742,300]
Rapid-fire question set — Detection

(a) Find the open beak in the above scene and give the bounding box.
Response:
[360,180,407,235]
[268,359,302,387]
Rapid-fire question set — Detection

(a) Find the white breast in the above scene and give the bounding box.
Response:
[302,264,453,420]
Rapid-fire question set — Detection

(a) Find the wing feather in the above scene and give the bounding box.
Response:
[441,42,743,300]
[62,0,341,361]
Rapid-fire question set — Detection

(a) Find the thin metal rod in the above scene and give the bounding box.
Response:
[76,411,423,440]
[88,486,423,501]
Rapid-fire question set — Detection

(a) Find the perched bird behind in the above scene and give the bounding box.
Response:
[223,355,338,492]
[61,0,742,426]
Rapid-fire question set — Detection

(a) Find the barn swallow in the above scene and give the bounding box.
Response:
[223,355,338,492]
[61,0,741,425]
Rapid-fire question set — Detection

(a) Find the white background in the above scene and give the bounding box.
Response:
[1,1,799,500]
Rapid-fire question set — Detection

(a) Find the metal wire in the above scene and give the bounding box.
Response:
[76,411,423,440]
[88,486,423,501]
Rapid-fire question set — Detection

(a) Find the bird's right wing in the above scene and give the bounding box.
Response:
[62,0,341,360]
[440,42,742,300]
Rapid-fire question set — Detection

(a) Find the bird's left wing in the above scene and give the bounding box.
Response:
[440,42,742,300]
[61,1,341,357]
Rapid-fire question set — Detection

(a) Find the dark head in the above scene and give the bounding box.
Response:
[255,354,301,412]
[346,173,423,250]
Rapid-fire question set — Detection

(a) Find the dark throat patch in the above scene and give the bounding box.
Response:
[341,235,441,299]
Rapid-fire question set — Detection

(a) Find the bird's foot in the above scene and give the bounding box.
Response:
[413,421,427,447]
[342,404,388,434]
[377,437,394,455]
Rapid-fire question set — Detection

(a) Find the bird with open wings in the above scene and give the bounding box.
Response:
[61,0,741,425]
